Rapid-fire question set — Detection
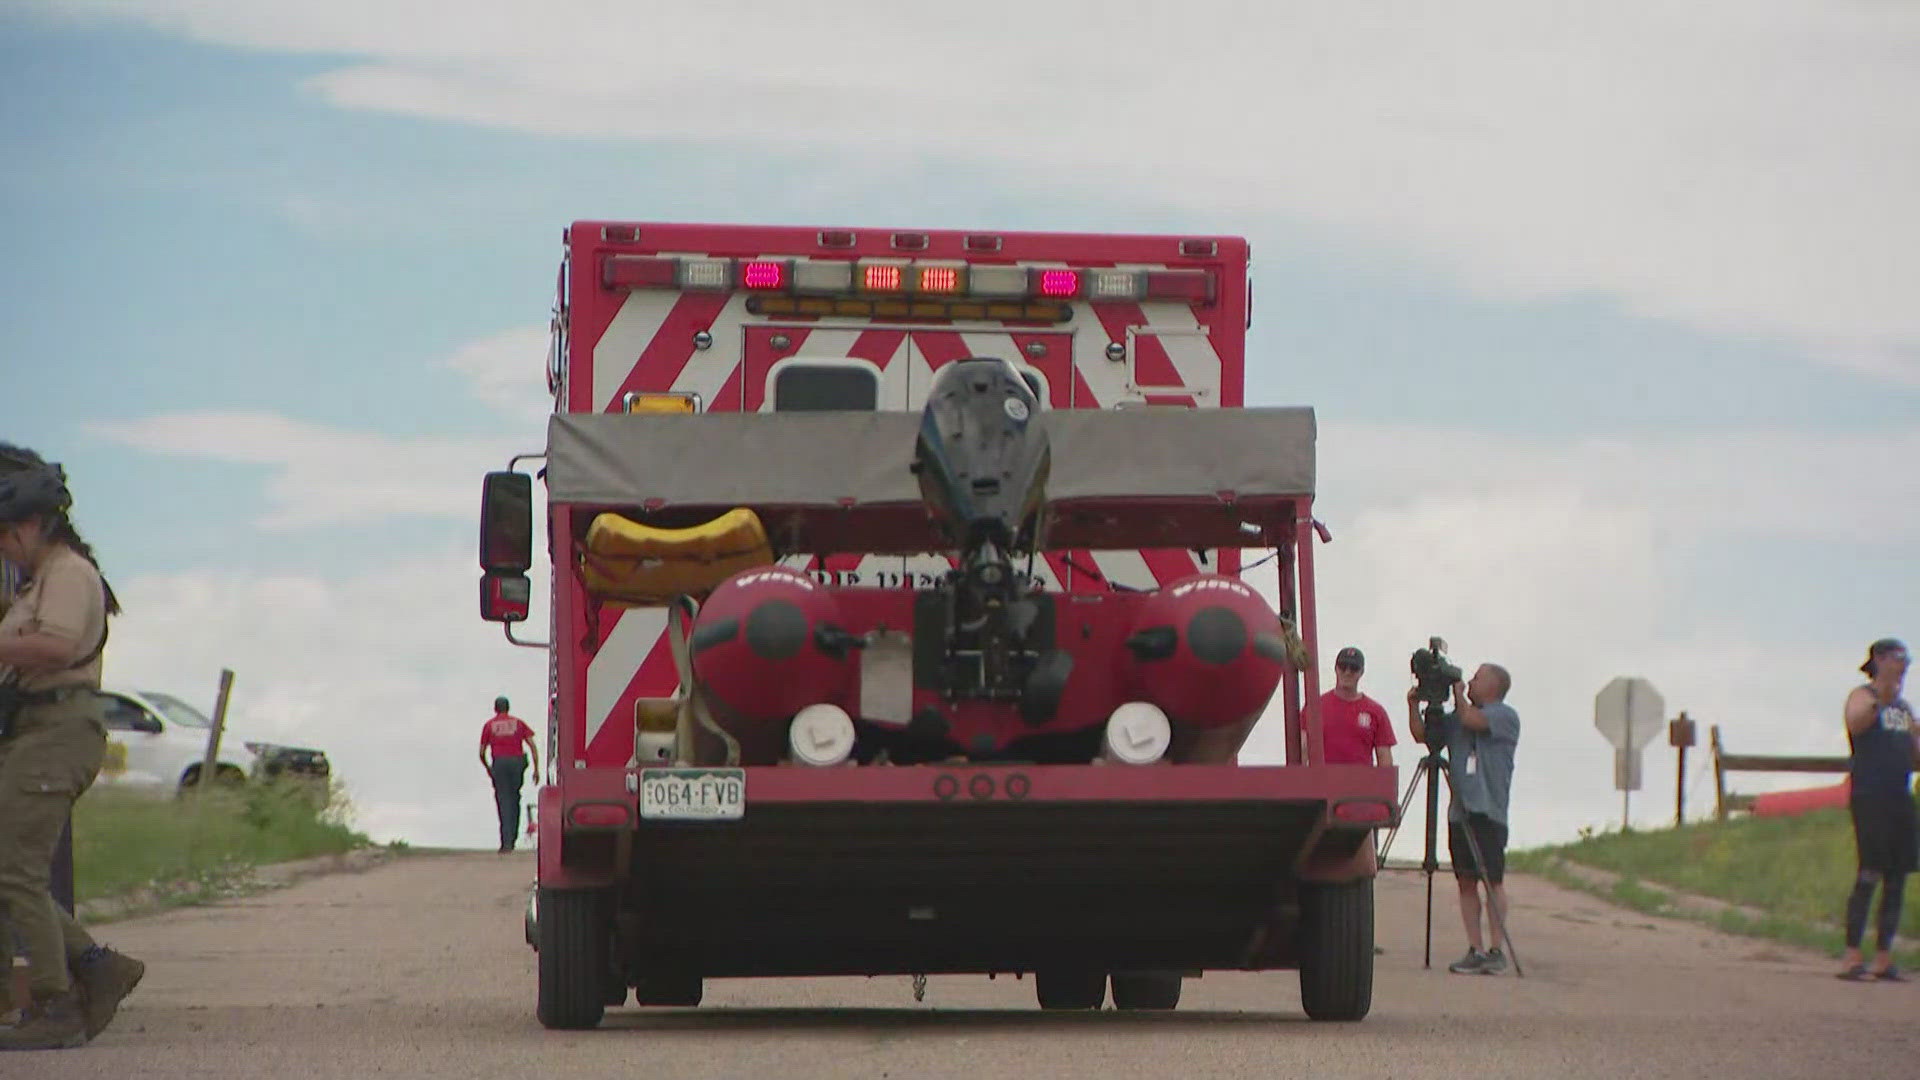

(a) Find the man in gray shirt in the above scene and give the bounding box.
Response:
[1408,662,1520,975]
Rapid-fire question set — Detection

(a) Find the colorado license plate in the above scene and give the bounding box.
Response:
[639,768,746,821]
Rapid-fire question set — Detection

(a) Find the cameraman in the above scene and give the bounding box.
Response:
[1408,662,1520,975]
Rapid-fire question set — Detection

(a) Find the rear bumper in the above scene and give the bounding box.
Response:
[541,763,1398,977]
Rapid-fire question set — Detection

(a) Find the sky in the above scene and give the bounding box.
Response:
[3,1,1917,851]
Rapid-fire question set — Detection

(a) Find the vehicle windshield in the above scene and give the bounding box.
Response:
[141,691,212,729]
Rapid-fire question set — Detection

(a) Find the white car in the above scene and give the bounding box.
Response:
[94,688,331,795]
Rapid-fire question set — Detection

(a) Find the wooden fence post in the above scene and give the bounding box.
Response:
[1711,724,1727,821]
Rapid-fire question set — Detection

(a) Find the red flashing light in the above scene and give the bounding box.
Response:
[601,224,642,242]
[891,232,929,251]
[864,264,904,292]
[742,260,786,290]
[918,266,960,294]
[818,230,857,248]
[602,255,677,289]
[1179,239,1218,257]
[1037,269,1080,298]
[964,234,1003,252]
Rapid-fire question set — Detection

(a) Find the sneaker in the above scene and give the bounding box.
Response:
[72,948,145,1040]
[1480,948,1508,975]
[0,990,87,1050]
[1447,948,1488,974]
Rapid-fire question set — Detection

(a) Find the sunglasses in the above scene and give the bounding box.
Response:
[1335,663,1362,673]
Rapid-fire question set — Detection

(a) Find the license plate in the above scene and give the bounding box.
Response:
[639,768,746,821]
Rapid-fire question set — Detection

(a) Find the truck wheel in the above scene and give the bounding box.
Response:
[633,972,703,1007]
[1110,973,1182,1010]
[1035,970,1106,1010]
[537,888,609,1030]
[1298,878,1374,1022]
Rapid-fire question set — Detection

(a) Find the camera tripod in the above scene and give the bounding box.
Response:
[1377,727,1526,977]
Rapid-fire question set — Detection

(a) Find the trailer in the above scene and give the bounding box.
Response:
[477,222,1398,1027]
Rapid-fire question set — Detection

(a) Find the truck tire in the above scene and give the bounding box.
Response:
[1297,878,1374,1022]
[1110,973,1182,1010]
[537,888,609,1030]
[1035,970,1106,1010]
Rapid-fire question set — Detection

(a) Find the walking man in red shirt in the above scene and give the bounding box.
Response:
[1319,647,1396,767]
[479,697,539,854]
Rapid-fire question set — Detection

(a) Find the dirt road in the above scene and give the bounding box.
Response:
[15,850,1918,1079]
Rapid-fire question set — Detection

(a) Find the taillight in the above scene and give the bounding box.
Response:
[741,260,787,291]
[1037,269,1080,297]
[601,255,678,289]
[916,265,963,294]
[1331,800,1392,825]
[861,263,905,292]
[1145,269,1215,302]
[568,803,631,829]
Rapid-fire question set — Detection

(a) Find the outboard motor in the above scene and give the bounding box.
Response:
[910,359,1069,725]
[912,357,1050,559]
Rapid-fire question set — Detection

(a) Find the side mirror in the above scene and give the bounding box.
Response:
[133,713,163,734]
[481,570,532,623]
[480,471,534,574]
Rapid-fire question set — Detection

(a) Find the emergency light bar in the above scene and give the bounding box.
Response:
[601,254,1214,305]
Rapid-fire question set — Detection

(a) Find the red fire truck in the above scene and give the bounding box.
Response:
[478,221,1397,1028]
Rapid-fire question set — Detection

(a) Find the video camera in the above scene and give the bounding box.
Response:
[1409,636,1462,711]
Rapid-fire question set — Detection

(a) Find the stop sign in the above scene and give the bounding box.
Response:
[1595,677,1665,750]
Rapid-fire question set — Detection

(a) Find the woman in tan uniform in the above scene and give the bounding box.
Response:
[0,446,144,1050]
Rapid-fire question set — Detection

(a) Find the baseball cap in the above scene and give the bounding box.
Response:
[1861,638,1909,675]
[1335,647,1365,671]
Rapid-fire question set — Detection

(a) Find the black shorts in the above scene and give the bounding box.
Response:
[1850,794,1917,876]
[1449,815,1509,884]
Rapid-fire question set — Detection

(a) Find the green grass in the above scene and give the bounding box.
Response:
[72,778,374,908]
[1511,806,1920,966]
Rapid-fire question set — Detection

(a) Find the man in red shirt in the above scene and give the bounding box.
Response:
[479,696,539,854]
[1319,647,1396,767]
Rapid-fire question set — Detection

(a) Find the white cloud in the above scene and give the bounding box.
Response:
[44,0,1920,382]
[83,411,495,529]
[81,320,556,530]
[441,326,555,430]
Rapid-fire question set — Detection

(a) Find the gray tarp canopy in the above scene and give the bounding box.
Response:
[545,407,1315,554]
[548,408,1314,505]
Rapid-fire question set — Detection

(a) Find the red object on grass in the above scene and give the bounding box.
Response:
[1749,777,1851,817]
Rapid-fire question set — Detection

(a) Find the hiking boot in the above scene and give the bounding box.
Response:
[1447,948,1488,974]
[0,990,87,1050]
[72,948,145,1040]
[1480,948,1508,975]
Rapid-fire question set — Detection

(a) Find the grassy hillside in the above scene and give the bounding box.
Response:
[1512,805,1920,967]
[72,779,373,908]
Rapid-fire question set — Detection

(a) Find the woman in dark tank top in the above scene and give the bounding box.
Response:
[1837,639,1916,981]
